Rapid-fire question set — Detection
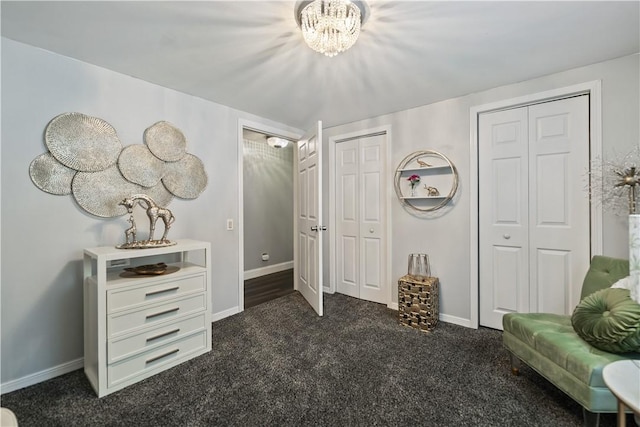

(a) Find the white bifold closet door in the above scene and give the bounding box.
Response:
[335,134,387,304]
[479,95,590,330]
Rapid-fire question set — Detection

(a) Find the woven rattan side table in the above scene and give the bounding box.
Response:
[398,275,439,332]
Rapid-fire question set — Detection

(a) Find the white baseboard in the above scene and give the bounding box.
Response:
[211,306,242,322]
[439,313,473,328]
[1,357,84,394]
[244,261,293,280]
[388,302,399,310]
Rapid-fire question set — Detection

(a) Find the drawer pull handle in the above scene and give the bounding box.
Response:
[146,328,181,343]
[145,349,179,365]
[145,286,179,297]
[146,307,179,320]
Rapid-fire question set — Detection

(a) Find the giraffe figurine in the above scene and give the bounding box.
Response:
[119,194,175,243]
[124,215,137,244]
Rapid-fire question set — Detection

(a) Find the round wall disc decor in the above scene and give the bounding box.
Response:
[45,112,122,172]
[118,144,166,187]
[162,154,208,199]
[29,152,76,195]
[32,113,205,218]
[72,166,145,217]
[144,121,187,162]
[144,181,174,208]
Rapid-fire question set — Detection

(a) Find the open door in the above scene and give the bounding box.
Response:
[295,121,323,316]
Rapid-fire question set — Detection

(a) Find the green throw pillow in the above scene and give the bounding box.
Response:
[571,288,640,353]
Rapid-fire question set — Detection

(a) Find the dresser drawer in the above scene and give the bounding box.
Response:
[108,293,206,337]
[107,330,207,387]
[107,273,205,313]
[108,313,207,363]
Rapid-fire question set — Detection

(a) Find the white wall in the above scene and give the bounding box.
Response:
[324,53,640,325]
[0,38,302,388]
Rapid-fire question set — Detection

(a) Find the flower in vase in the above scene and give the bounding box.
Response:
[407,174,420,189]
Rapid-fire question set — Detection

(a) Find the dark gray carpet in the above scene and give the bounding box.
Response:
[0,292,625,426]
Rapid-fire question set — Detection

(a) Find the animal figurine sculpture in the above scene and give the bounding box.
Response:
[424,185,440,196]
[417,158,432,168]
[117,194,176,248]
[124,215,137,244]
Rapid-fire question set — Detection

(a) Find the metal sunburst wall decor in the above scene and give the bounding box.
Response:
[588,147,640,215]
[29,113,208,218]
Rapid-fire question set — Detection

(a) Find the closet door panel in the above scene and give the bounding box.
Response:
[479,107,529,330]
[528,96,590,313]
[336,141,359,298]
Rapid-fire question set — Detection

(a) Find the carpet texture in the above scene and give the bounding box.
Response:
[0,292,625,426]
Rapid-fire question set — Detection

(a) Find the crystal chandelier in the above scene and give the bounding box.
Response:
[296,0,368,57]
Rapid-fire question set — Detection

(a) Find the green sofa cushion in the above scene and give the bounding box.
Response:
[581,256,629,300]
[572,288,640,353]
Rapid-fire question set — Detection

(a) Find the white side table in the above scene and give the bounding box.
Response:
[0,408,18,426]
[602,360,640,427]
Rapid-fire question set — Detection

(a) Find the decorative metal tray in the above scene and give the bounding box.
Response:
[120,263,180,277]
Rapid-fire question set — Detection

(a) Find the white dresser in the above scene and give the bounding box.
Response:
[83,239,212,397]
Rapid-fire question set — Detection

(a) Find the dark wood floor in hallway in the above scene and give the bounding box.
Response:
[244,268,295,309]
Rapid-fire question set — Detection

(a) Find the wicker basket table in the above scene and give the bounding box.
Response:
[398,275,439,332]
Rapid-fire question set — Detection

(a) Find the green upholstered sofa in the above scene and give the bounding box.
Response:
[502,255,640,427]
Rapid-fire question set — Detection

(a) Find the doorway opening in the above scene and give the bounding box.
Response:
[238,121,302,311]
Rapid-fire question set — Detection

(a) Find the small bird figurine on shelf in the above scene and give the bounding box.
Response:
[417,158,432,167]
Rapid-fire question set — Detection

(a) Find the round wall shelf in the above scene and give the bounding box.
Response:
[394,150,459,213]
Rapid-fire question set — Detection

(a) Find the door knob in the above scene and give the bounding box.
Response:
[503,234,511,239]
[369,228,374,233]
[311,226,318,232]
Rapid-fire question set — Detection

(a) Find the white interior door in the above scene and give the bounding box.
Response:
[479,95,590,329]
[336,139,359,298]
[335,134,387,304]
[295,121,323,316]
[479,107,529,329]
[528,97,590,314]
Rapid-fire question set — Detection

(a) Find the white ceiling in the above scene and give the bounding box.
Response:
[2,1,639,130]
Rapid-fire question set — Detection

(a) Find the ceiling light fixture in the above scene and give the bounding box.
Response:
[267,137,289,148]
[295,0,369,57]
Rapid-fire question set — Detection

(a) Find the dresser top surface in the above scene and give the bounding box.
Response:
[84,239,210,260]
